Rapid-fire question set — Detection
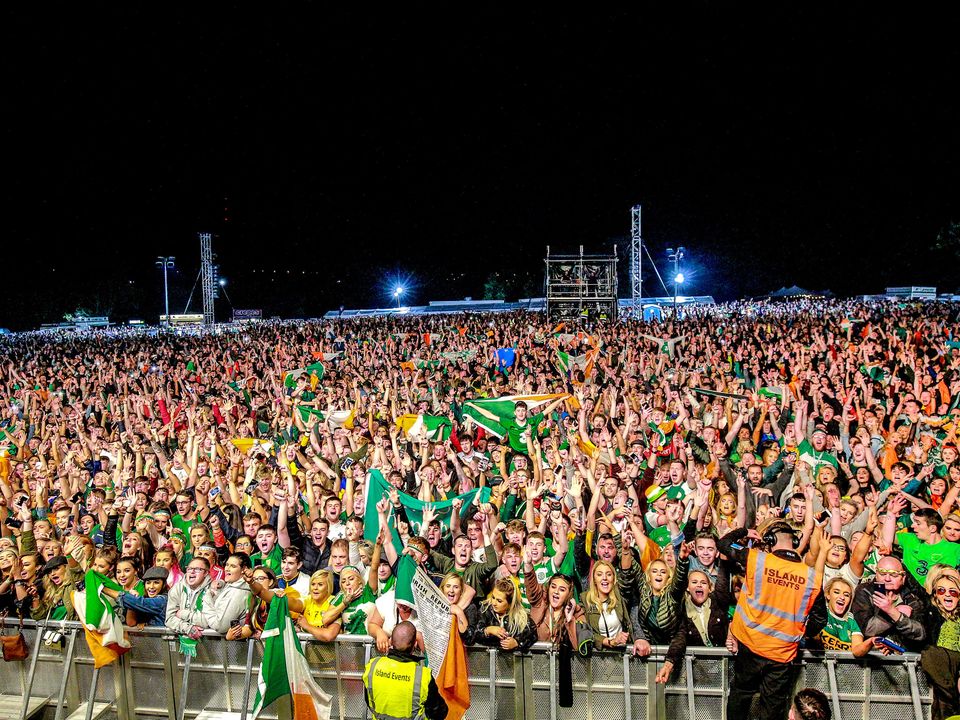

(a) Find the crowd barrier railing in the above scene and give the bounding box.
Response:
[0,618,933,720]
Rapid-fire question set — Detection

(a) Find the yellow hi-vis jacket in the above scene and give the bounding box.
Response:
[362,655,431,720]
[730,550,822,663]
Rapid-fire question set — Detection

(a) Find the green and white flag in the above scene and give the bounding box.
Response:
[440,350,476,362]
[252,595,332,720]
[461,393,567,451]
[363,469,490,605]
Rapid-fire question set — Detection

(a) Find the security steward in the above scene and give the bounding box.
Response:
[718,521,828,720]
[362,621,448,720]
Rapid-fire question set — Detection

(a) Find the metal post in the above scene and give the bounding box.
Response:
[622,653,632,720]
[177,653,192,720]
[548,649,557,720]
[488,648,496,720]
[53,628,78,720]
[684,655,696,720]
[19,613,49,720]
[239,638,256,720]
[84,667,101,720]
[163,262,170,324]
[825,656,842,720]
[905,658,924,720]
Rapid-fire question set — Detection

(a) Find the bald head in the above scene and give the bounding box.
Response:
[391,621,416,653]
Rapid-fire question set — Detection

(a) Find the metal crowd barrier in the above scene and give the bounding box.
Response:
[0,618,933,720]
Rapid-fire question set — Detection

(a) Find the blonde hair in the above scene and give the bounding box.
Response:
[582,560,624,614]
[440,572,465,602]
[926,564,960,621]
[481,578,529,636]
[645,559,674,597]
[309,570,333,599]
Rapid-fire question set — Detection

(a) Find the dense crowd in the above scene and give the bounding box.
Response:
[1,299,960,718]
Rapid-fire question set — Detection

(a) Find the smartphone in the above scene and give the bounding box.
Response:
[230,615,245,629]
[629,452,642,464]
[209,487,221,498]
[14,496,28,508]
[553,464,564,475]
[625,498,635,509]
[872,582,887,595]
[253,558,263,568]
[341,457,355,470]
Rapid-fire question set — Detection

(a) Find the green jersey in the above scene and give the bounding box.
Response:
[331,585,377,634]
[896,532,960,584]
[820,611,862,651]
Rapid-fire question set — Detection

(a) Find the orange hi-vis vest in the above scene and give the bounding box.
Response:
[730,550,821,663]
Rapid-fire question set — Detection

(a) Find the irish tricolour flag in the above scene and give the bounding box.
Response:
[252,595,331,720]
[395,413,452,441]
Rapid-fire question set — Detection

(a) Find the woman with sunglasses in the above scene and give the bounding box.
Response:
[921,565,960,720]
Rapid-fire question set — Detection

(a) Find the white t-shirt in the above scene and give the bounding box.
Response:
[598,603,622,638]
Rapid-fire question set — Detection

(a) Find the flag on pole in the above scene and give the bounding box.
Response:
[395,413,453,442]
[72,570,131,669]
[252,595,332,720]
[411,567,470,720]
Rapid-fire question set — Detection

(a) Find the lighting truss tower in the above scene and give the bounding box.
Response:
[199,232,215,325]
[630,205,642,308]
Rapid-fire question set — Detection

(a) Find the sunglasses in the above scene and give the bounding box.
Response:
[935,587,960,598]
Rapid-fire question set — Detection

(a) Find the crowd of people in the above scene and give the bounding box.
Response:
[1,298,959,719]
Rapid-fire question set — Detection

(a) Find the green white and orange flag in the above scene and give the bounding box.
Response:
[283,361,325,389]
[461,394,567,444]
[252,595,332,720]
[395,413,453,441]
[72,570,131,669]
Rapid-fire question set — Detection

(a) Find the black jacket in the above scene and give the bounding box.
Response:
[471,606,538,652]
[664,564,735,666]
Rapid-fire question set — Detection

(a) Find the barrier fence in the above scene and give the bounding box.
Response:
[0,618,933,720]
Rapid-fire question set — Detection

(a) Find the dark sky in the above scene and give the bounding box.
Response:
[5,6,959,329]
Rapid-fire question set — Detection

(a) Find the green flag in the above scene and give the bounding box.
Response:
[364,469,491,605]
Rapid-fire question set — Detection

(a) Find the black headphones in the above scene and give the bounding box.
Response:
[762,522,800,550]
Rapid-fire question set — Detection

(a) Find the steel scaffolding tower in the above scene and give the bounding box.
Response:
[199,232,215,325]
[630,205,642,308]
[545,245,618,322]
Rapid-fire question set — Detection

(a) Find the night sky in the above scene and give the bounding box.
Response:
[5,6,959,330]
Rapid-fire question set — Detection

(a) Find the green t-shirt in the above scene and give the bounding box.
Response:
[331,585,377,634]
[819,610,862,651]
[251,544,283,575]
[896,532,960,583]
[797,439,839,471]
[171,515,195,548]
[501,412,545,454]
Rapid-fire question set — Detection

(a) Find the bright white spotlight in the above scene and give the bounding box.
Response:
[394,286,404,297]
[675,273,685,284]
[219,278,227,287]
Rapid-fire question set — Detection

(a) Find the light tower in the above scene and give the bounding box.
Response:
[630,205,642,309]
[155,256,175,326]
[199,232,215,325]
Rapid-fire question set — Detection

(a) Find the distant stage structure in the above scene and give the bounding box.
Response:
[544,245,618,323]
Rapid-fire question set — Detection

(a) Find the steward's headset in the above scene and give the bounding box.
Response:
[761,521,800,550]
